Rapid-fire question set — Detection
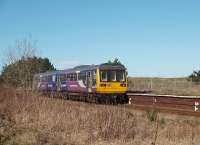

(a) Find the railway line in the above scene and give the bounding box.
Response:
[43,91,200,116]
[127,92,200,116]
[33,62,200,116]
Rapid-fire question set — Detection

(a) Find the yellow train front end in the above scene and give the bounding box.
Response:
[96,69,128,93]
[95,64,128,103]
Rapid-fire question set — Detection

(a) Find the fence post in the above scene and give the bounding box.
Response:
[150,79,153,90]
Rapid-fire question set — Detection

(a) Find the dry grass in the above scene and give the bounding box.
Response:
[129,77,200,96]
[1,87,200,145]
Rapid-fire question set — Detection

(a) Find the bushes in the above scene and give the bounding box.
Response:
[1,88,200,145]
[146,109,159,122]
[0,88,137,144]
[1,57,55,88]
[189,70,200,82]
[0,38,56,88]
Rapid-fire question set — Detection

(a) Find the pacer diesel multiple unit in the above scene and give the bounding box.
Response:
[33,63,128,103]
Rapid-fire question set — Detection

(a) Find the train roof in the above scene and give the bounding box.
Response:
[65,63,126,71]
[34,70,64,77]
[99,63,126,70]
[35,63,126,77]
[66,64,99,72]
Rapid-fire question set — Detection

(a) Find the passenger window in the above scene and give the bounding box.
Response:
[48,75,52,81]
[70,74,73,80]
[52,75,56,82]
[60,74,67,81]
[73,73,77,81]
[101,71,107,82]
[79,72,86,83]
[93,71,96,80]
[87,72,91,78]
[66,74,70,80]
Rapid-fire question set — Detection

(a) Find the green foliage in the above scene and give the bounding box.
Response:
[1,56,55,88]
[106,58,123,65]
[189,70,200,82]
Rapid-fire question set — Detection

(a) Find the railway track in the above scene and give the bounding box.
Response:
[42,90,200,116]
[127,93,200,116]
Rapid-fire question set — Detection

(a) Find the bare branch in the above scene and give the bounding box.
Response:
[4,37,37,65]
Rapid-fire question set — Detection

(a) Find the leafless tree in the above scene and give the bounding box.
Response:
[3,37,37,64]
[1,37,38,89]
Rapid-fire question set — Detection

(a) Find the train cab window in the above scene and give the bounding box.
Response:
[117,71,125,82]
[101,71,107,82]
[110,71,116,81]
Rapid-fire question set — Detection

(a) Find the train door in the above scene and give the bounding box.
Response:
[86,71,92,92]
[52,74,57,91]
[56,74,61,91]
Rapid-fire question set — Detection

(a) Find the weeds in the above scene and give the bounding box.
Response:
[146,109,159,122]
[1,87,200,145]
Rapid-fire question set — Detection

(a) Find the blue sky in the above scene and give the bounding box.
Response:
[0,0,200,77]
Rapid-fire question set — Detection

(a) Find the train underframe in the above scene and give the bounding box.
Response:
[42,91,128,104]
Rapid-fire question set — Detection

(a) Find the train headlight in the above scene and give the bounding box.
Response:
[100,84,106,87]
[120,83,127,87]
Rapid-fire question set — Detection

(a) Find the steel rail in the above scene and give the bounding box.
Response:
[127,93,200,115]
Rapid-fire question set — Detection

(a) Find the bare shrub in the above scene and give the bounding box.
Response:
[1,88,200,145]
[146,109,159,122]
[129,77,200,96]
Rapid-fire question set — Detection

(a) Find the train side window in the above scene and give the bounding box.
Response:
[78,73,81,80]
[40,76,44,82]
[42,76,47,82]
[87,71,91,78]
[79,72,86,82]
[66,74,70,81]
[73,73,77,81]
[52,75,56,82]
[93,71,96,79]
[77,73,79,80]
[70,74,73,81]
[101,71,107,82]
[47,75,52,81]
[60,74,67,81]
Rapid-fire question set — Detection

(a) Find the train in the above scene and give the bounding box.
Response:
[33,63,128,103]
